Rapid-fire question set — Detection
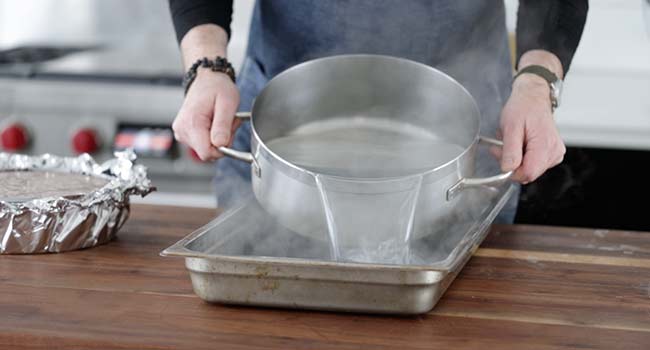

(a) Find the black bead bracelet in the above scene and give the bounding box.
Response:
[182,56,236,95]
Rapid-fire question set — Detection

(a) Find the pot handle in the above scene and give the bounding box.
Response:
[217,111,261,177]
[446,136,513,201]
[217,112,254,164]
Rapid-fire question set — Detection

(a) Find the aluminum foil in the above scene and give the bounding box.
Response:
[0,150,154,254]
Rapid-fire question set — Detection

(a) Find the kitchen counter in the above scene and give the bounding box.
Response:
[1,205,649,349]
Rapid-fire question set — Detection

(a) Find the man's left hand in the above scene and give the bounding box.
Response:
[496,72,566,184]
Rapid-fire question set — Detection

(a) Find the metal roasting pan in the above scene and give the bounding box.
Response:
[162,184,514,315]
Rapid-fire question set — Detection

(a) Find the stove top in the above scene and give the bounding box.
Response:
[0,45,89,65]
[0,44,182,85]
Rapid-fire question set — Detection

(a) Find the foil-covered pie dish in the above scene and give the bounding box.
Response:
[0,150,154,254]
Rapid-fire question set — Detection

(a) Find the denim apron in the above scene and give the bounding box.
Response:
[215,0,519,223]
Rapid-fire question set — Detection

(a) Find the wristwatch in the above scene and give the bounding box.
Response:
[514,65,563,112]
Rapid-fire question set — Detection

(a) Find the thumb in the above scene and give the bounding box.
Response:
[500,120,524,172]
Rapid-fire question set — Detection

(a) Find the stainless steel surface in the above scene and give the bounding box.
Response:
[220,55,511,244]
[0,149,153,254]
[162,182,514,314]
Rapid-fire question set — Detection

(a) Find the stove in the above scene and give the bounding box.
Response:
[0,44,215,205]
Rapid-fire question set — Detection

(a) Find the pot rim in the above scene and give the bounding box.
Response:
[249,54,482,183]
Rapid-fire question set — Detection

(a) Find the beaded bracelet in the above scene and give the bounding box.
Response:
[182,56,236,95]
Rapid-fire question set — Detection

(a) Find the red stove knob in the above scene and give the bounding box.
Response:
[71,128,101,154]
[0,123,30,152]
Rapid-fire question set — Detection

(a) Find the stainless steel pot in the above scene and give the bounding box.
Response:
[219,55,511,246]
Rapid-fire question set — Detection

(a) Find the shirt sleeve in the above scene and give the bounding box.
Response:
[168,0,234,43]
[516,0,589,75]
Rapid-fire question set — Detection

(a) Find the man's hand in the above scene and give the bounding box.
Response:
[172,72,240,161]
[496,50,566,184]
[171,24,240,161]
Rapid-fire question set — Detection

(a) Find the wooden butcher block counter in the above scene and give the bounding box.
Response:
[1,204,649,349]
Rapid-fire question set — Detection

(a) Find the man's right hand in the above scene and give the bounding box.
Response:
[171,24,239,161]
[172,70,240,161]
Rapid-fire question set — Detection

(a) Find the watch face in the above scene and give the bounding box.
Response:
[551,79,563,108]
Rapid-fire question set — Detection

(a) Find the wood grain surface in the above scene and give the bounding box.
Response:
[1,205,649,350]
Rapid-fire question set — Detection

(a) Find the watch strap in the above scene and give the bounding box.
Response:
[514,65,558,85]
[513,65,560,111]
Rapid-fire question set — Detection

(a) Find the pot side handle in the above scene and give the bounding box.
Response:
[217,112,255,164]
[217,112,261,177]
[446,136,513,201]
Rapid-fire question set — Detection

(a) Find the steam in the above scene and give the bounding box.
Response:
[207,119,509,265]
[204,0,516,264]
[195,166,508,266]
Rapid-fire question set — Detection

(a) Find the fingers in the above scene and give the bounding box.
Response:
[189,128,221,161]
[489,145,502,161]
[551,142,567,166]
[512,133,566,184]
[511,137,548,183]
[172,109,220,161]
[499,117,525,172]
[229,117,242,147]
[211,87,240,150]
